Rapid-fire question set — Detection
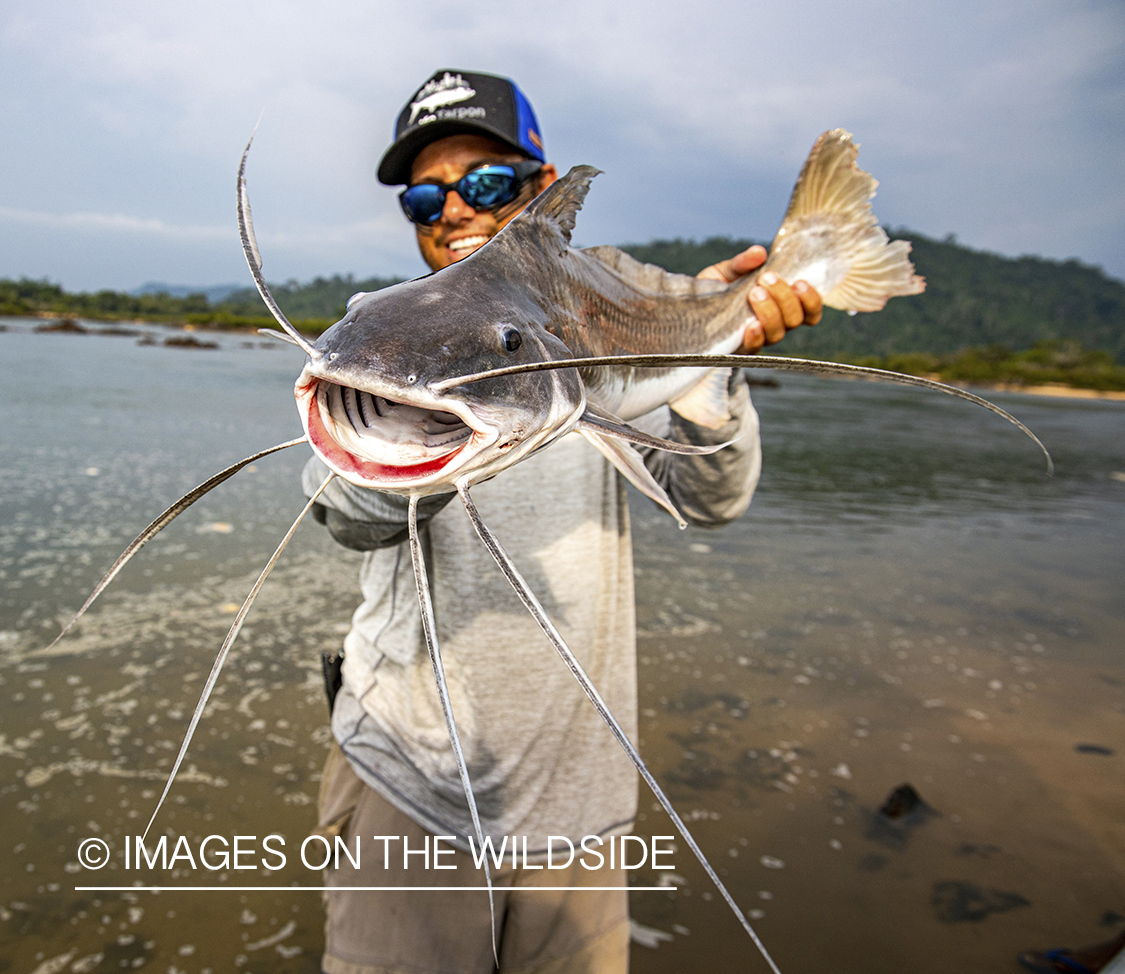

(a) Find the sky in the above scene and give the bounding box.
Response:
[1,0,1122,293]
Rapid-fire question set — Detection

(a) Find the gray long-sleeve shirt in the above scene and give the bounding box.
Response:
[303,372,761,851]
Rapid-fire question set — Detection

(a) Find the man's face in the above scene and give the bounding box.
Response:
[408,133,557,272]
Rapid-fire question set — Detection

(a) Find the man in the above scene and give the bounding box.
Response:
[304,69,821,974]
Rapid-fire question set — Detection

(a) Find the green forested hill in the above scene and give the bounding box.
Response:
[4,232,1123,364]
[217,273,404,320]
[0,274,404,332]
[620,232,1125,362]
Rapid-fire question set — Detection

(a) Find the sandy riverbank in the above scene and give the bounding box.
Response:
[976,381,1125,402]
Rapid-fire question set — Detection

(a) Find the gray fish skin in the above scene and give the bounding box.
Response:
[296,129,923,495]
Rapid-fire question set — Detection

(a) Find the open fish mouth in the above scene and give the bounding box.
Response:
[301,379,491,486]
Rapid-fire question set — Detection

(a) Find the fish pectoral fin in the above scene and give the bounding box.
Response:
[578,405,731,455]
[579,428,689,529]
[668,368,733,430]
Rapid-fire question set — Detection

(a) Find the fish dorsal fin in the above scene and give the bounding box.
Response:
[766,129,925,312]
[581,245,730,298]
[521,164,602,247]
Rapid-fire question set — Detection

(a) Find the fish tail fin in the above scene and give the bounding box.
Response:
[765,129,925,312]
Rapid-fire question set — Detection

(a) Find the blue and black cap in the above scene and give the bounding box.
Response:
[377,69,545,186]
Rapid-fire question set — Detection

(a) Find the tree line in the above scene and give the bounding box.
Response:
[4,232,1124,389]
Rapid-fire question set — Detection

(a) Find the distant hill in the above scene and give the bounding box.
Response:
[620,232,1125,362]
[217,274,406,320]
[4,233,1123,363]
[134,282,244,304]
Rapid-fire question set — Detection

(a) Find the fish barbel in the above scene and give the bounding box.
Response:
[52,128,1052,974]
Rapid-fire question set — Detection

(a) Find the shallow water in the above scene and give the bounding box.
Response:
[1,320,1122,973]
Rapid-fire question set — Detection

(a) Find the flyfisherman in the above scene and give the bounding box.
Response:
[304,69,822,974]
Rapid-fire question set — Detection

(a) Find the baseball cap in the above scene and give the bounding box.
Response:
[377,69,545,186]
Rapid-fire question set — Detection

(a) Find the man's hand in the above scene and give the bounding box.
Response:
[698,244,823,353]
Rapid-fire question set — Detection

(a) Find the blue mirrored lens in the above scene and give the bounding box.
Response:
[459,168,518,209]
[399,184,446,224]
[399,166,520,225]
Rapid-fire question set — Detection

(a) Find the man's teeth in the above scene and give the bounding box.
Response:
[448,235,490,253]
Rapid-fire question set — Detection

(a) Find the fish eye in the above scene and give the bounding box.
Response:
[501,327,522,353]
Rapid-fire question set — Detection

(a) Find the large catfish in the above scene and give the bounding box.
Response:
[55,130,1050,973]
[295,131,934,522]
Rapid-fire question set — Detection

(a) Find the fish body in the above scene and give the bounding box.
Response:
[297,130,925,503]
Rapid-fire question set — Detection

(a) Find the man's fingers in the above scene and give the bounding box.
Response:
[759,272,805,329]
[748,286,786,345]
[698,244,768,284]
[696,261,732,283]
[728,245,768,278]
[702,250,823,352]
[740,317,766,353]
[747,286,783,346]
[795,280,823,325]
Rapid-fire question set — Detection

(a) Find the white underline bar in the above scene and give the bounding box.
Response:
[75,885,675,892]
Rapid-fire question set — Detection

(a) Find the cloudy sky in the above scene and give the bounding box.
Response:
[1,0,1122,293]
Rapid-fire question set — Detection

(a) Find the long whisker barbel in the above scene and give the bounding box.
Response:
[48,436,309,649]
[407,496,499,964]
[432,353,1053,474]
[142,472,335,839]
[457,482,783,974]
[238,132,320,359]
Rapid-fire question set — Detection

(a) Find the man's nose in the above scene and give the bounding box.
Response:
[441,191,475,224]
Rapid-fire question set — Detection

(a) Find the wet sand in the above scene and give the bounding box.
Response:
[5,508,1119,974]
[958,381,1125,402]
[626,510,1124,973]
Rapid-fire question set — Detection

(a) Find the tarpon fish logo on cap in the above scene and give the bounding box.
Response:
[408,73,477,125]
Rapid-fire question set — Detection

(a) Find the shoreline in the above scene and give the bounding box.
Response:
[7,316,1125,399]
[950,379,1125,402]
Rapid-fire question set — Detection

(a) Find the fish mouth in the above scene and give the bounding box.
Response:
[299,378,494,488]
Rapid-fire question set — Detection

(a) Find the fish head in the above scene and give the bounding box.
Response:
[295,266,585,494]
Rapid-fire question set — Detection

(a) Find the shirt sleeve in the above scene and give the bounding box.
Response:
[301,456,455,551]
[639,369,762,528]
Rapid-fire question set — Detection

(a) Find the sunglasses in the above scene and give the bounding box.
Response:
[399,161,544,226]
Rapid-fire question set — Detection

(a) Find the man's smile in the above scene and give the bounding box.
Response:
[446,234,491,256]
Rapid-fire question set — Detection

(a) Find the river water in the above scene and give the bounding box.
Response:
[1,319,1122,973]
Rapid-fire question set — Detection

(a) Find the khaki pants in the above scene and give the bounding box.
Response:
[318,744,630,974]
